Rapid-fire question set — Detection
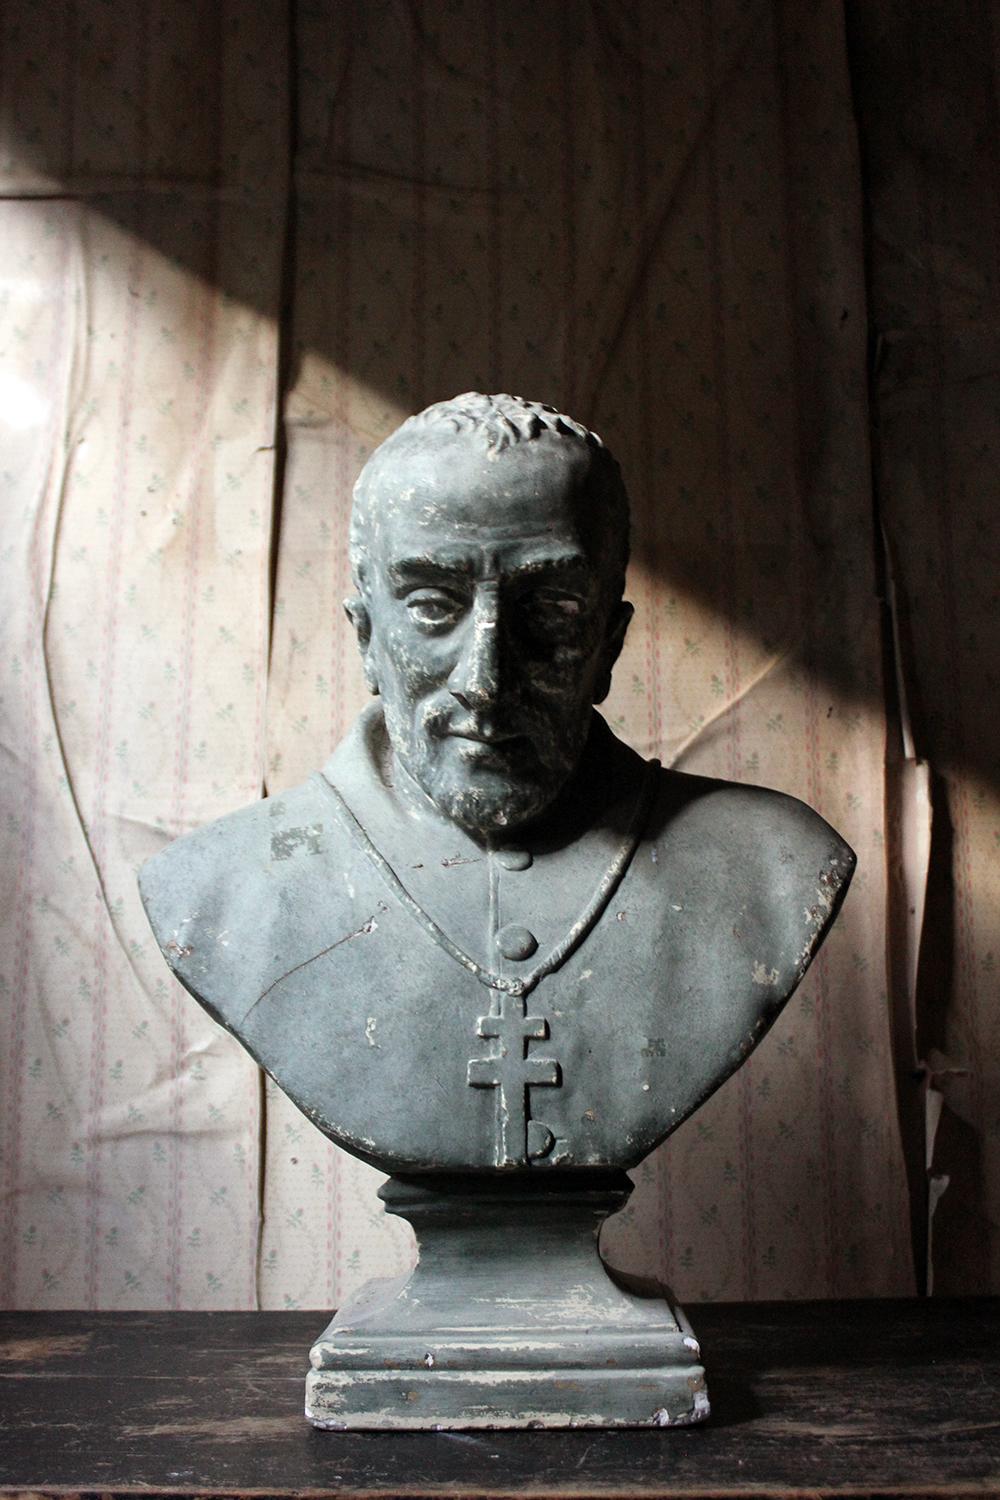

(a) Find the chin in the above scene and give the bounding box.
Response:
[424,772,560,838]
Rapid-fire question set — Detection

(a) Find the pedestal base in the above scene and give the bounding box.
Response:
[306,1173,709,1431]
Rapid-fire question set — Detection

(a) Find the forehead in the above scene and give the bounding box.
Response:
[363,434,596,557]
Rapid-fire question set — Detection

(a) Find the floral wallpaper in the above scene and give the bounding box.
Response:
[1,0,990,1310]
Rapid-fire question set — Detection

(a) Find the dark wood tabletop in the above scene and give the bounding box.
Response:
[1,1298,998,1498]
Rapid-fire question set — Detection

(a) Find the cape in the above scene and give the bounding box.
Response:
[138,705,855,1173]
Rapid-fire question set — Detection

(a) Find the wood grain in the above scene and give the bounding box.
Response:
[1,1300,997,1497]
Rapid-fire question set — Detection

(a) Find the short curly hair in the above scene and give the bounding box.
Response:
[349,392,630,598]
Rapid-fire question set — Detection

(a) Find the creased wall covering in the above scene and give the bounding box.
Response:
[1,0,991,1310]
[850,0,1000,1294]
[0,3,286,1308]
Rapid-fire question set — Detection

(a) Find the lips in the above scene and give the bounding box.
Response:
[444,721,520,747]
[421,704,553,771]
[443,725,534,770]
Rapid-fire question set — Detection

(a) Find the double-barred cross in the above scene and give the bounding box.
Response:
[466,990,560,1167]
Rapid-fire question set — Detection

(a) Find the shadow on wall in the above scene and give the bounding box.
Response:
[2,0,909,741]
[2,2,997,799]
[3,0,999,1301]
[847,0,1000,1294]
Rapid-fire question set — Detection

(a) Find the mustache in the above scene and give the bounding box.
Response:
[419,700,551,751]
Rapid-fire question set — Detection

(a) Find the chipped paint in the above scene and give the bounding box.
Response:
[270,822,323,860]
[123,1416,293,1443]
[139,393,852,1433]
[0,1332,92,1361]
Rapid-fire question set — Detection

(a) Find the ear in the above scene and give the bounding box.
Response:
[344,596,379,695]
[592,599,633,705]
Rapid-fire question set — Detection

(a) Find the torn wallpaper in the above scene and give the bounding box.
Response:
[3,0,992,1309]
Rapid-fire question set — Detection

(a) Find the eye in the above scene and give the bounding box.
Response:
[405,589,465,630]
[525,588,585,621]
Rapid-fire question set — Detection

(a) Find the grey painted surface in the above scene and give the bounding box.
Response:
[306,1174,708,1429]
[139,395,855,1427]
[140,702,852,1176]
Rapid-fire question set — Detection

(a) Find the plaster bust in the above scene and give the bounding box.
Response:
[139,394,855,1178]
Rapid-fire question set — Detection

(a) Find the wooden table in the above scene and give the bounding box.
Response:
[1,1299,998,1497]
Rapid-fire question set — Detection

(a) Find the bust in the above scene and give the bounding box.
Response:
[140,394,855,1428]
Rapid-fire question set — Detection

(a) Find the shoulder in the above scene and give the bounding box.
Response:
[138,774,358,1028]
[640,763,856,979]
[138,775,333,917]
[649,766,854,874]
[583,717,855,939]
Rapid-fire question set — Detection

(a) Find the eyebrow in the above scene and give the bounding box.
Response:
[386,551,592,590]
[386,557,474,591]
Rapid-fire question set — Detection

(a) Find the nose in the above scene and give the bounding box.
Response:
[449,592,501,711]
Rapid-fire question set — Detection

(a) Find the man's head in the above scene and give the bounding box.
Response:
[346,393,633,837]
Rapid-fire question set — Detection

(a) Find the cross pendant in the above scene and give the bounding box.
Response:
[466,992,561,1167]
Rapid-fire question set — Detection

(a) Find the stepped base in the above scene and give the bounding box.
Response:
[305,1173,709,1431]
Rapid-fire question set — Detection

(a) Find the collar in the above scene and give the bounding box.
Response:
[317,703,658,996]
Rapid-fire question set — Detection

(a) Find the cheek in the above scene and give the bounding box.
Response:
[524,638,602,703]
[375,624,453,699]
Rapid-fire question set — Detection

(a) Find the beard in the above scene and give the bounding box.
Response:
[419,764,557,835]
[384,693,589,838]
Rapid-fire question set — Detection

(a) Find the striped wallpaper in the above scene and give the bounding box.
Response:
[0,0,995,1308]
